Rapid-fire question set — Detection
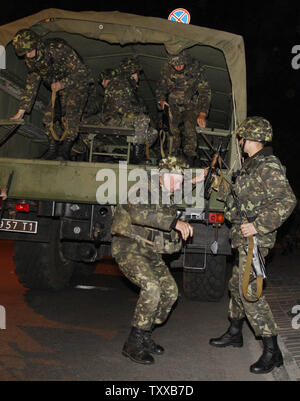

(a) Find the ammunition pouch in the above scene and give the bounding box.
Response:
[146,228,182,254]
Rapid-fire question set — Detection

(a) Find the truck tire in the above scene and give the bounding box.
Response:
[183,254,227,302]
[14,220,74,290]
[72,261,98,277]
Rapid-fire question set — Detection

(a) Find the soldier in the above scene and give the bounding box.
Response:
[156,50,211,165]
[11,29,95,160]
[209,117,297,374]
[99,58,158,164]
[111,156,206,364]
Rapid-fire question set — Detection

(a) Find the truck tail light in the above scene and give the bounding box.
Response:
[16,203,30,212]
[208,212,224,224]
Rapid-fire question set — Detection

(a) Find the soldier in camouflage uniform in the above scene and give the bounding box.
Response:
[111,156,199,364]
[99,58,158,163]
[209,116,297,374]
[156,50,211,165]
[11,29,95,160]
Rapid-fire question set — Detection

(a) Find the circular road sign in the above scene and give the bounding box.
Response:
[168,8,191,24]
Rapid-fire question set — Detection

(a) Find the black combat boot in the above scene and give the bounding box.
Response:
[131,144,149,165]
[57,137,74,161]
[143,326,165,355]
[209,318,244,348]
[185,155,195,168]
[41,137,58,160]
[250,336,283,374]
[122,327,155,364]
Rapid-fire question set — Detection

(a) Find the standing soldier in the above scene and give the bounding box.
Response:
[111,156,205,364]
[156,50,211,165]
[11,29,95,160]
[99,57,158,164]
[209,117,297,374]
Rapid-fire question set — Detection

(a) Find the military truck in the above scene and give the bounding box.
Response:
[0,9,246,300]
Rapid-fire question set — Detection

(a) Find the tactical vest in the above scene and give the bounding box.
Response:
[111,204,182,255]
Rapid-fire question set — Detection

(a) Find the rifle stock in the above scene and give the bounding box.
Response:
[230,185,266,302]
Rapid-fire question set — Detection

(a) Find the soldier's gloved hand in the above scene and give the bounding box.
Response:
[175,220,193,241]
[197,112,207,128]
[159,100,169,110]
[10,109,25,120]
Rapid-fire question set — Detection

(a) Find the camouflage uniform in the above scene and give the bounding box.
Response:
[13,30,94,143]
[99,61,157,146]
[112,156,189,324]
[111,176,180,331]
[112,156,190,364]
[156,51,211,157]
[219,117,296,337]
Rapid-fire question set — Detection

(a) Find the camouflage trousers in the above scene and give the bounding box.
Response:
[43,85,89,141]
[102,112,158,146]
[228,247,278,337]
[111,237,178,331]
[169,105,199,157]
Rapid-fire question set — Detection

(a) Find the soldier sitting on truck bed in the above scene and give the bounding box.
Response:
[10,29,96,161]
[98,58,158,164]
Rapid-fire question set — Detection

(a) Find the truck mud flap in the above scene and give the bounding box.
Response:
[183,245,207,271]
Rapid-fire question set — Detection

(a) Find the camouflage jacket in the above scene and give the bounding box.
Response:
[111,174,181,253]
[101,73,145,122]
[20,38,93,112]
[156,58,211,113]
[221,147,296,249]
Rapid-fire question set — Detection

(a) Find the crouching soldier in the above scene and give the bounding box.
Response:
[11,29,95,160]
[111,156,206,364]
[100,57,158,164]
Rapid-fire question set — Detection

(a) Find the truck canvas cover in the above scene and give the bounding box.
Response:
[0,9,246,203]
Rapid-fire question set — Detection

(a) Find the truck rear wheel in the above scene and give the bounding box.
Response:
[14,220,74,290]
[72,261,98,277]
[183,254,227,302]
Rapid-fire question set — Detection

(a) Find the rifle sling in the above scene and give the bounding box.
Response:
[242,236,263,302]
[49,87,68,142]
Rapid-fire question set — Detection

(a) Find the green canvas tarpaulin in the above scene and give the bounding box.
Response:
[0,8,246,127]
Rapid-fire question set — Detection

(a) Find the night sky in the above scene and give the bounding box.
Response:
[1,1,299,196]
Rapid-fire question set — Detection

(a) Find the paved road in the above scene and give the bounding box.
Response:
[0,240,275,381]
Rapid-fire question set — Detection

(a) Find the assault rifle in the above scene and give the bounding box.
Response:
[204,143,222,200]
[231,186,266,302]
[159,104,173,157]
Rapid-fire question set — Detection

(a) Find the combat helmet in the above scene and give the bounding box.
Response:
[12,29,40,57]
[168,50,188,67]
[236,116,273,143]
[99,68,118,82]
[119,56,141,75]
[158,155,189,174]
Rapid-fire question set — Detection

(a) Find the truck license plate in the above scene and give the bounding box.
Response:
[0,218,38,234]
